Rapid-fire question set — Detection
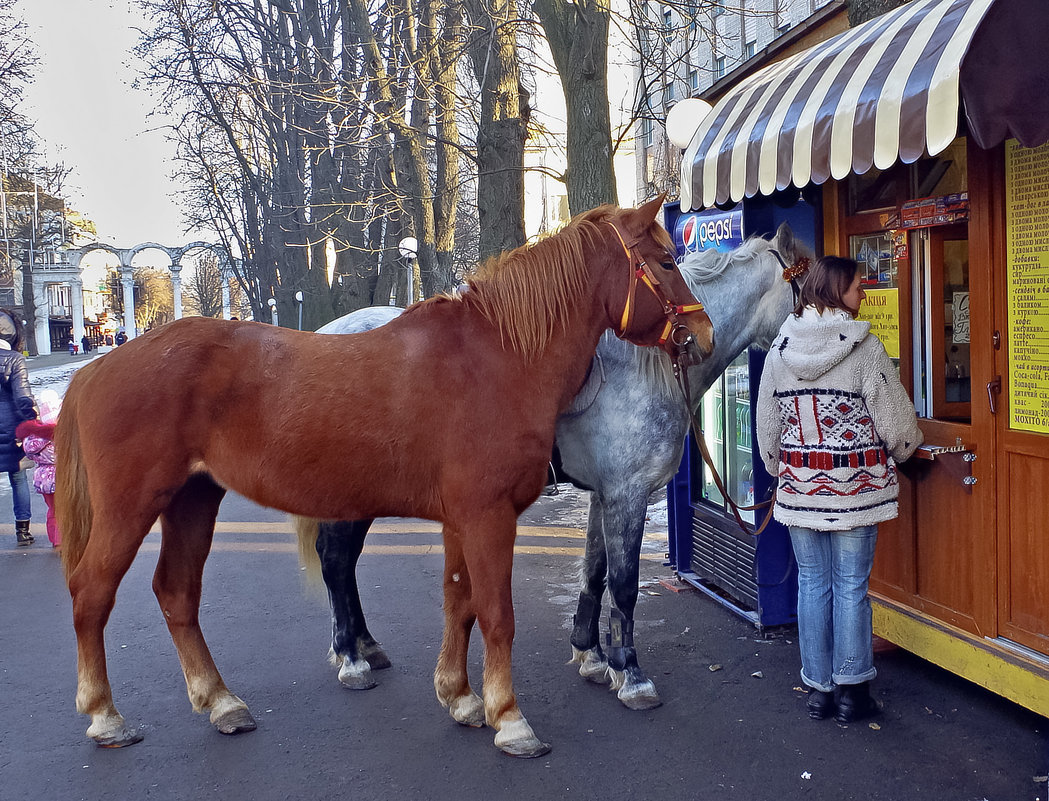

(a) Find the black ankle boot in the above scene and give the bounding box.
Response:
[835,682,878,723]
[807,689,835,720]
[15,519,33,546]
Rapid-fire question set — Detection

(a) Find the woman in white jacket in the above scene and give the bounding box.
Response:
[756,256,922,723]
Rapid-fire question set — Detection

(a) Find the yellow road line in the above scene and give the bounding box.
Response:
[5,540,665,561]
[6,520,666,561]
[16,519,668,542]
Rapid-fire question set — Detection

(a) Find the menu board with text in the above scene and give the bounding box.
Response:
[858,288,900,359]
[1006,139,1049,433]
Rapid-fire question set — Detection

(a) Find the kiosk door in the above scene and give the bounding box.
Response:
[994,139,1049,657]
[865,214,997,640]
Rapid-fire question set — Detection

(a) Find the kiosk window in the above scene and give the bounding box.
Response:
[843,139,970,422]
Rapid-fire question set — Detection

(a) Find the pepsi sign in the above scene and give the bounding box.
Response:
[673,208,744,255]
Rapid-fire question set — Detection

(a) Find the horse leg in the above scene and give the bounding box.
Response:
[433,529,485,727]
[68,514,154,747]
[153,475,257,736]
[315,519,391,690]
[459,510,550,758]
[603,490,662,711]
[569,493,611,684]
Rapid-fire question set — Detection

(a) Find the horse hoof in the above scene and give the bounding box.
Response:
[494,718,551,758]
[339,673,378,690]
[500,739,552,758]
[619,691,663,711]
[93,728,144,748]
[213,707,257,735]
[448,693,485,727]
[338,657,378,689]
[88,713,143,747]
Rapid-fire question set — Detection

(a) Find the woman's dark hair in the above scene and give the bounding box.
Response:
[793,256,861,317]
[0,309,25,351]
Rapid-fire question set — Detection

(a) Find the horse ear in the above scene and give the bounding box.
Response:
[774,222,795,254]
[627,194,667,232]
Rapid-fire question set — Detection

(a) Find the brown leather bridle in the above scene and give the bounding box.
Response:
[607,222,705,353]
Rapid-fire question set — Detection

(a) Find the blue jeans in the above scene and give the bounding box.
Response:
[788,524,878,692]
[9,469,32,522]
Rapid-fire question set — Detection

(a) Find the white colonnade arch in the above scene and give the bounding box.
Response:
[31,240,233,355]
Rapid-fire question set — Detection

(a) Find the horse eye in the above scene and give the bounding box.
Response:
[659,257,677,271]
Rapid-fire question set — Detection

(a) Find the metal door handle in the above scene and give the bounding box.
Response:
[987,376,1001,414]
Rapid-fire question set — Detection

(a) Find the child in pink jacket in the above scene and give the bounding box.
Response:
[16,391,61,548]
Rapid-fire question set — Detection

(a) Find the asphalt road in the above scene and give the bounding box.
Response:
[1,482,1046,801]
[0,351,1045,800]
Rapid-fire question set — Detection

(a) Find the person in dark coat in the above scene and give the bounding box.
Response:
[0,310,37,545]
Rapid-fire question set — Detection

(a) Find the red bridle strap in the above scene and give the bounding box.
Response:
[607,222,704,345]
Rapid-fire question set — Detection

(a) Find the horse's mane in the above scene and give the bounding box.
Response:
[425,205,630,360]
[677,235,773,286]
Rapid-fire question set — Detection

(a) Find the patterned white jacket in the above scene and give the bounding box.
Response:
[756,306,923,531]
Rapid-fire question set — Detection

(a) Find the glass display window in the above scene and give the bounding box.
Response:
[695,351,755,523]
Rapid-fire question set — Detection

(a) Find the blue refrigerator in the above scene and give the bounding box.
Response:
[662,191,819,628]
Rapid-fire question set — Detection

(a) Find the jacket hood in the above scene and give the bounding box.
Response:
[16,419,55,440]
[776,306,871,381]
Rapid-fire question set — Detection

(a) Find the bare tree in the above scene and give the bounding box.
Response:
[182,252,224,318]
[134,267,175,330]
[465,0,529,258]
[136,0,485,328]
[533,0,618,212]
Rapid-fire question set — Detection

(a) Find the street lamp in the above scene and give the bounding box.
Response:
[294,290,303,330]
[267,297,278,326]
[398,236,418,306]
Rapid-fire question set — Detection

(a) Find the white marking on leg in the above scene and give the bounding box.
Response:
[618,678,657,703]
[569,646,610,684]
[338,656,371,684]
[86,712,129,741]
[493,715,550,757]
[447,691,485,727]
[494,717,535,747]
[208,692,249,723]
[186,675,221,713]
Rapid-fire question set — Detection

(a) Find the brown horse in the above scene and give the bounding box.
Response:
[55,198,714,757]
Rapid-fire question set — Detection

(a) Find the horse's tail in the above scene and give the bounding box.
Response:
[55,386,92,582]
[293,515,325,589]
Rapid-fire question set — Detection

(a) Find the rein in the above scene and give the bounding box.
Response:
[673,362,777,537]
[607,223,704,354]
[669,246,813,538]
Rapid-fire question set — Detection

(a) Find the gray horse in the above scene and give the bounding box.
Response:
[308,223,812,710]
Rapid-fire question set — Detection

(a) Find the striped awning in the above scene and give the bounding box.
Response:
[681,0,1049,210]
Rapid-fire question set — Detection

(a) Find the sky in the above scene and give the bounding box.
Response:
[17,0,188,247]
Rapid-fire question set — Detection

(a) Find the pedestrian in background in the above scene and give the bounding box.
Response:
[81,334,91,354]
[756,255,922,724]
[17,390,61,549]
[0,309,38,546]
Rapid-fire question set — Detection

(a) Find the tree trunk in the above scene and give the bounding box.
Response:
[466,0,527,260]
[533,0,617,214]
[432,0,462,286]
